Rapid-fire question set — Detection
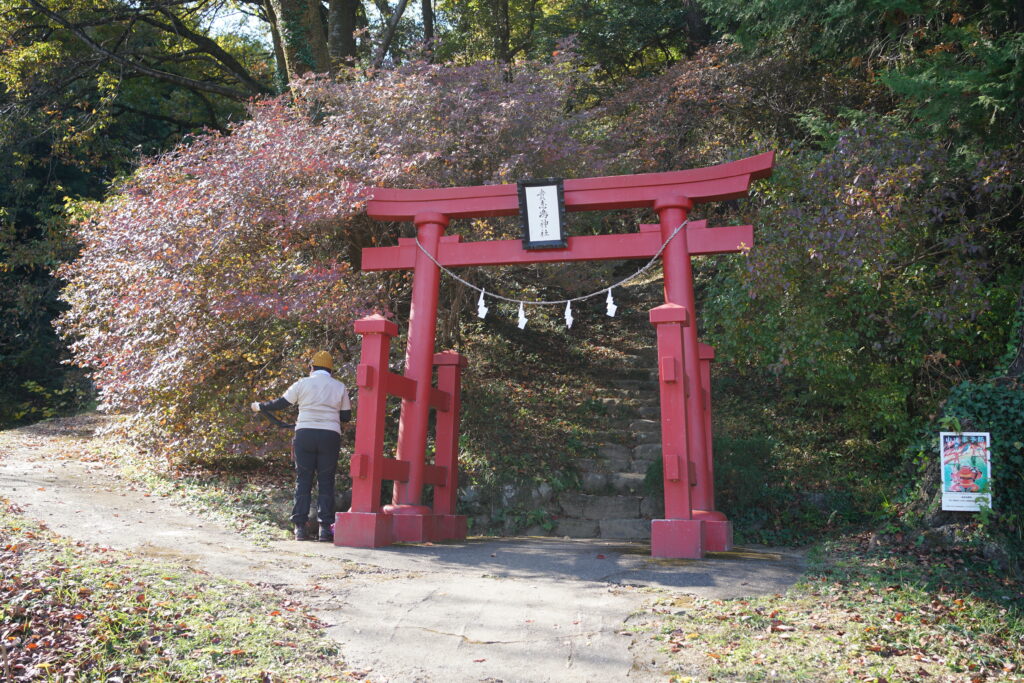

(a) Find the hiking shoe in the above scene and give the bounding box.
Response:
[294,524,309,541]
[318,526,333,543]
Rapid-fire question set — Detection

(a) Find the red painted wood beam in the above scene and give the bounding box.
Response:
[367,362,449,408]
[429,387,450,412]
[384,371,416,400]
[382,457,410,482]
[355,448,446,487]
[655,223,753,256]
[361,221,753,271]
[422,464,448,487]
[366,152,774,221]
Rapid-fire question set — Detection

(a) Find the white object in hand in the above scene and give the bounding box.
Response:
[606,288,617,317]
[517,302,528,329]
[250,401,261,412]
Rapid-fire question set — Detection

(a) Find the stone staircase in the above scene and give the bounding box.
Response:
[547,356,666,540]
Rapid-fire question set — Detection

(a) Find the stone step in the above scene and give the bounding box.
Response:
[599,402,659,418]
[554,518,599,538]
[580,469,654,493]
[616,388,658,399]
[598,400,642,418]
[637,406,660,419]
[601,393,656,404]
[605,413,638,424]
[630,420,661,444]
[597,443,631,460]
[633,443,662,460]
[606,419,642,433]
[581,458,656,476]
[558,492,641,520]
[633,432,661,445]
[596,431,655,446]
[599,518,651,540]
[609,472,646,494]
[581,472,608,492]
[615,366,654,380]
[603,457,634,473]
[629,459,656,474]
[609,379,659,391]
[620,354,656,369]
[554,508,663,539]
[591,432,633,446]
[640,496,661,517]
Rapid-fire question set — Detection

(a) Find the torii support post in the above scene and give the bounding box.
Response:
[649,304,704,558]
[431,350,469,540]
[654,197,729,528]
[334,314,469,548]
[335,315,399,547]
[384,348,469,543]
[335,316,469,547]
[697,343,730,551]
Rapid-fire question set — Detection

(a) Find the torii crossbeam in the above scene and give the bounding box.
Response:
[334,152,774,558]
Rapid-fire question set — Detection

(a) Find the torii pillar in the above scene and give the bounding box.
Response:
[652,197,732,555]
[386,212,448,530]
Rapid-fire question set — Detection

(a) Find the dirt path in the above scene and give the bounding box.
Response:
[0,416,806,682]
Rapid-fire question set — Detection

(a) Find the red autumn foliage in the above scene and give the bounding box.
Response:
[56,58,602,466]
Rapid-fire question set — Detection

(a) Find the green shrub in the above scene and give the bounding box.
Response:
[941,380,1024,553]
[713,435,774,514]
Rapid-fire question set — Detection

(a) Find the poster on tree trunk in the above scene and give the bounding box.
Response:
[940,432,992,511]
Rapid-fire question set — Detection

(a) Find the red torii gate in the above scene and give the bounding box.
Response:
[334,152,774,558]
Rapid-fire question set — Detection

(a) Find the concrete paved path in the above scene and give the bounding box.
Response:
[1,417,806,682]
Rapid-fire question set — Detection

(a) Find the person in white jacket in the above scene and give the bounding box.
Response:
[252,350,352,541]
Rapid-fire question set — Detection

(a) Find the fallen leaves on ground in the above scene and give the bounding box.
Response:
[647,532,1024,682]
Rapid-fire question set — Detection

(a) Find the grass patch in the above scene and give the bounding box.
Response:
[122,456,295,544]
[68,419,300,544]
[647,533,1024,682]
[0,499,358,681]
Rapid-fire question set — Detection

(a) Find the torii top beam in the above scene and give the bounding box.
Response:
[365,152,775,222]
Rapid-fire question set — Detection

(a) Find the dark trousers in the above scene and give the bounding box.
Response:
[291,428,341,527]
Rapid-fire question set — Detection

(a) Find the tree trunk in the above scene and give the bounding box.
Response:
[490,0,511,63]
[265,0,289,88]
[328,0,360,68]
[267,0,329,78]
[305,0,331,72]
[681,0,713,50]
[422,0,434,57]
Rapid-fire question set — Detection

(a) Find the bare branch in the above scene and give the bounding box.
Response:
[113,101,219,133]
[139,8,271,94]
[22,0,259,100]
[371,0,408,68]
